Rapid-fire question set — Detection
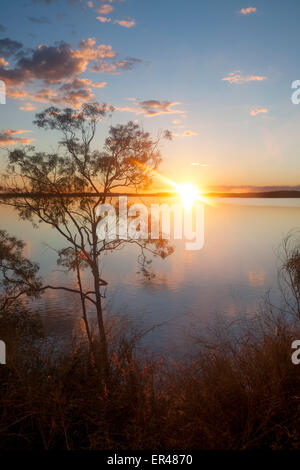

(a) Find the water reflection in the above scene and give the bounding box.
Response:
[2,198,300,355]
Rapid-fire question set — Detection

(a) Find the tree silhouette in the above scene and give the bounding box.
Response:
[0,230,42,310]
[2,103,173,378]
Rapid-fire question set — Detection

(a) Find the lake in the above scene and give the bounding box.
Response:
[2,197,300,357]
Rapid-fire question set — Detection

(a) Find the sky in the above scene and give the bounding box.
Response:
[0,0,300,192]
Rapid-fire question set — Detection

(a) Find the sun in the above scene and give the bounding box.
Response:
[175,182,201,210]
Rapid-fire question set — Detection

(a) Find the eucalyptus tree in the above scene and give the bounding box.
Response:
[0,230,42,310]
[2,103,172,377]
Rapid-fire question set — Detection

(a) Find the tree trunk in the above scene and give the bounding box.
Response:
[92,260,109,379]
[75,260,97,366]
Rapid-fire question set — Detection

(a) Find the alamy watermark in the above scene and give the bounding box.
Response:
[291,340,300,364]
[96,196,204,251]
[291,80,300,104]
[0,80,5,104]
[0,340,6,365]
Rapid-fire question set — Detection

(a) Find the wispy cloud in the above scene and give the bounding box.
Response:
[117,99,185,117]
[97,16,111,22]
[91,57,142,73]
[19,102,36,111]
[239,7,257,15]
[222,71,266,84]
[97,4,114,15]
[183,130,198,136]
[9,77,107,108]
[0,129,34,146]
[172,130,198,137]
[114,18,136,28]
[251,108,268,116]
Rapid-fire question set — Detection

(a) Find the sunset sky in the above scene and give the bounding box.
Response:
[1,0,300,191]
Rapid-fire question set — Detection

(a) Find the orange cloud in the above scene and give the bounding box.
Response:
[114,19,136,28]
[171,130,198,137]
[239,7,257,15]
[8,77,107,109]
[0,129,34,146]
[92,81,107,88]
[91,57,142,74]
[222,71,266,84]
[251,108,268,116]
[74,38,116,61]
[0,57,8,67]
[116,99,185,117]
[183,130,198,136]
[97,16,111,22]
[0,39,117,89]
[1,37,139,108]
[97,4,114,14]
[19,102,36,111]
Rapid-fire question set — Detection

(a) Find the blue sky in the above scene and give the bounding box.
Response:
[1,0,300,191]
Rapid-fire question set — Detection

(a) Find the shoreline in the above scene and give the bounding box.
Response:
[1,190,300,199]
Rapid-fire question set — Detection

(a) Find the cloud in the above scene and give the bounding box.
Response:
[171,130,198,137]
[139,100,185,117]
[8,88,58,103]
[19,102,37,111]
[117,99,185,117]
[97,16,111,22]
[222,71,266,84]
[9,77,107,109]
[1,36,138,108]
[60,77,101,89]
[182,130,198,136]
[97,4,114,14]
[75,38,116,60]
[92,81,107,88]
[91,57,142,73]
[0,129,34,147]
[0,25,6,33]
[28,16,51,24]
[0,38,23,58]
[251,108,268,116]
[18,43,88,83]
[114,19,136,28]
[239,7,257,15]
[0,58,8,67]
[0,39,117,87]
[0,43,88,86]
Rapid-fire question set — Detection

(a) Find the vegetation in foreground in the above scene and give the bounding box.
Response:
[1,231,300,450]
[1,301,300,450]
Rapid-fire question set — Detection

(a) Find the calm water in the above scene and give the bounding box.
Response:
[3,198,300,356]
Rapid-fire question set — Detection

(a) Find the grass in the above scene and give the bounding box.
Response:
[1,300,300,450]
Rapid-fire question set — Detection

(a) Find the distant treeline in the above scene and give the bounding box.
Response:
[1,191,300,198]
[205,191,300,198]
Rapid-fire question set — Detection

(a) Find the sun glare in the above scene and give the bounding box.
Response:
[175,182,201,210]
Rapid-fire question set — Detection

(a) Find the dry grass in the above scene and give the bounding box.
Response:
[1,302,300,450]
